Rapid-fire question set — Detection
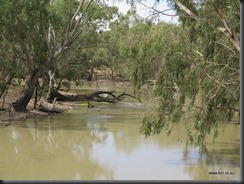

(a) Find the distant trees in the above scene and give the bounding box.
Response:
[106,11,173,96]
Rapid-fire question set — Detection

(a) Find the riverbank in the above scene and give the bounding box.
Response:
[0,85,80,125]
[0,79,142,124]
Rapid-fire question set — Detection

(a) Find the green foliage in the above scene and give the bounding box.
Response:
[138,0,240,154]
[0,0,52,70]
[0,0,119,86]
[114,12,175,96]
[0,26,25,98]
[51,2,119,85]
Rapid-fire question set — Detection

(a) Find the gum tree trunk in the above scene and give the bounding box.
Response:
[13,69,42,111]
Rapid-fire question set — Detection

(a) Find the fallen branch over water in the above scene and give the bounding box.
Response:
[49,89,140,103]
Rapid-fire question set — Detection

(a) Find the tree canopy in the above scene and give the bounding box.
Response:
[0,0,118,111]
[119,0,240,153]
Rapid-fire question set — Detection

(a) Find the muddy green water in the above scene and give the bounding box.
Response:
[0,84,240,180]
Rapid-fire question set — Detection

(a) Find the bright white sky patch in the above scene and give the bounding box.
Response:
[105,0,178,24]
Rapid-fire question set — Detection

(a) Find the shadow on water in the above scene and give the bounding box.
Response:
[181,131,240,180]
[204,141,240,167]
[180,142,240,166]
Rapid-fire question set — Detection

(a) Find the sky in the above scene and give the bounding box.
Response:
[105,0,178,24]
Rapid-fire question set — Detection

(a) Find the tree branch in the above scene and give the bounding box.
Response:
[173,0,200,21]
[214,6,239,52]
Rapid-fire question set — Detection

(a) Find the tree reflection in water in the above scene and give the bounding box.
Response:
[182,124,240,180]
[0,103,240,180]
[0,114,114,180]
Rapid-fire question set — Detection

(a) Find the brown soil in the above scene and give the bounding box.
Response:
[0,79,151,125]
[0,85,75,125]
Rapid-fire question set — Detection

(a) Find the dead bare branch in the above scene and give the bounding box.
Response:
[173,0,200,21]
[49,89,141,104]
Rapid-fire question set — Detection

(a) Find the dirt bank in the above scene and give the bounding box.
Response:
[0,79,151,125]
[0,85,76,125]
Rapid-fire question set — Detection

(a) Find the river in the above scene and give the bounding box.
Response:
[0,82,240,180]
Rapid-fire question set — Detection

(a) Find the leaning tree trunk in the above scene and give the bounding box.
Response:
[13,69,42,112]
[13,46,65,111]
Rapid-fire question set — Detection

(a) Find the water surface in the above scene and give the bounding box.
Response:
[0,99,240,180]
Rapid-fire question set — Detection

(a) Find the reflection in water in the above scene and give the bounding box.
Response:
[182,125,240,180]
[0,101,240,180]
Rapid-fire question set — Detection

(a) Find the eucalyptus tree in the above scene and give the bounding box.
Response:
[0,37,24,105]
[117,0,240,153]
[101,12,132,80]
[108,11,167,96]
[0,38,14,100]
[0,2,26,102]
[149,0,239,153]
[43,2,118,91]
[0,0,118,111]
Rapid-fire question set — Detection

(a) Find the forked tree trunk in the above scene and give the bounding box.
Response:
[10,1,95,112]
[13,69,42,112]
